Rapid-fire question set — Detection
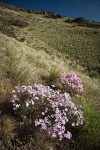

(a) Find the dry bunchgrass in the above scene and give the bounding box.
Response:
[0,80,12,102]
[0,115,15,139]
[0,33,69,86]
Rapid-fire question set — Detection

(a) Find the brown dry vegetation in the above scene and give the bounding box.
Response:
[0,3,100,150]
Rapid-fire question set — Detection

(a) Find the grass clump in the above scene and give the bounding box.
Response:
[43,67,61,87]
[0,115,15,139]
[72,99,100,150]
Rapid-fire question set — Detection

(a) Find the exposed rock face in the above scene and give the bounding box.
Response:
[0,23,16,38]
[72,17,100,28]
[44,13,62,19]
[72,17,88,23]
[0,15,28,28]
[0,17,28,40]
[0,2,63,19]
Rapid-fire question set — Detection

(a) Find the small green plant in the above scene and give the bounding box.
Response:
[82,99,100,131]
[80,99,100,149]
[89,71,100,78]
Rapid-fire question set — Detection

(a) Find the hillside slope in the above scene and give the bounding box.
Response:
[0,3,100,150]
[0,2,100,68]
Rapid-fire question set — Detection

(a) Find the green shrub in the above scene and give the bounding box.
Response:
[89,71,100,78]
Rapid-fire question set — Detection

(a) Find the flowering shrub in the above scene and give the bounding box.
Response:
[11,84,83,141]
[61,72,83,96]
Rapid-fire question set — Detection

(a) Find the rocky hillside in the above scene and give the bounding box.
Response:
[0,2,100,150]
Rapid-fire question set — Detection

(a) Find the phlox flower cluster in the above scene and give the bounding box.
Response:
[61,72,83,96]
[11,84,83,140]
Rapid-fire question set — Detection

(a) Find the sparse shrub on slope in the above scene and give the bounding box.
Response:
[61,72,83,97]
[10,84,83,141]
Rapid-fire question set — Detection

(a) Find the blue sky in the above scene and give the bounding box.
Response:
[1,0,100,22]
